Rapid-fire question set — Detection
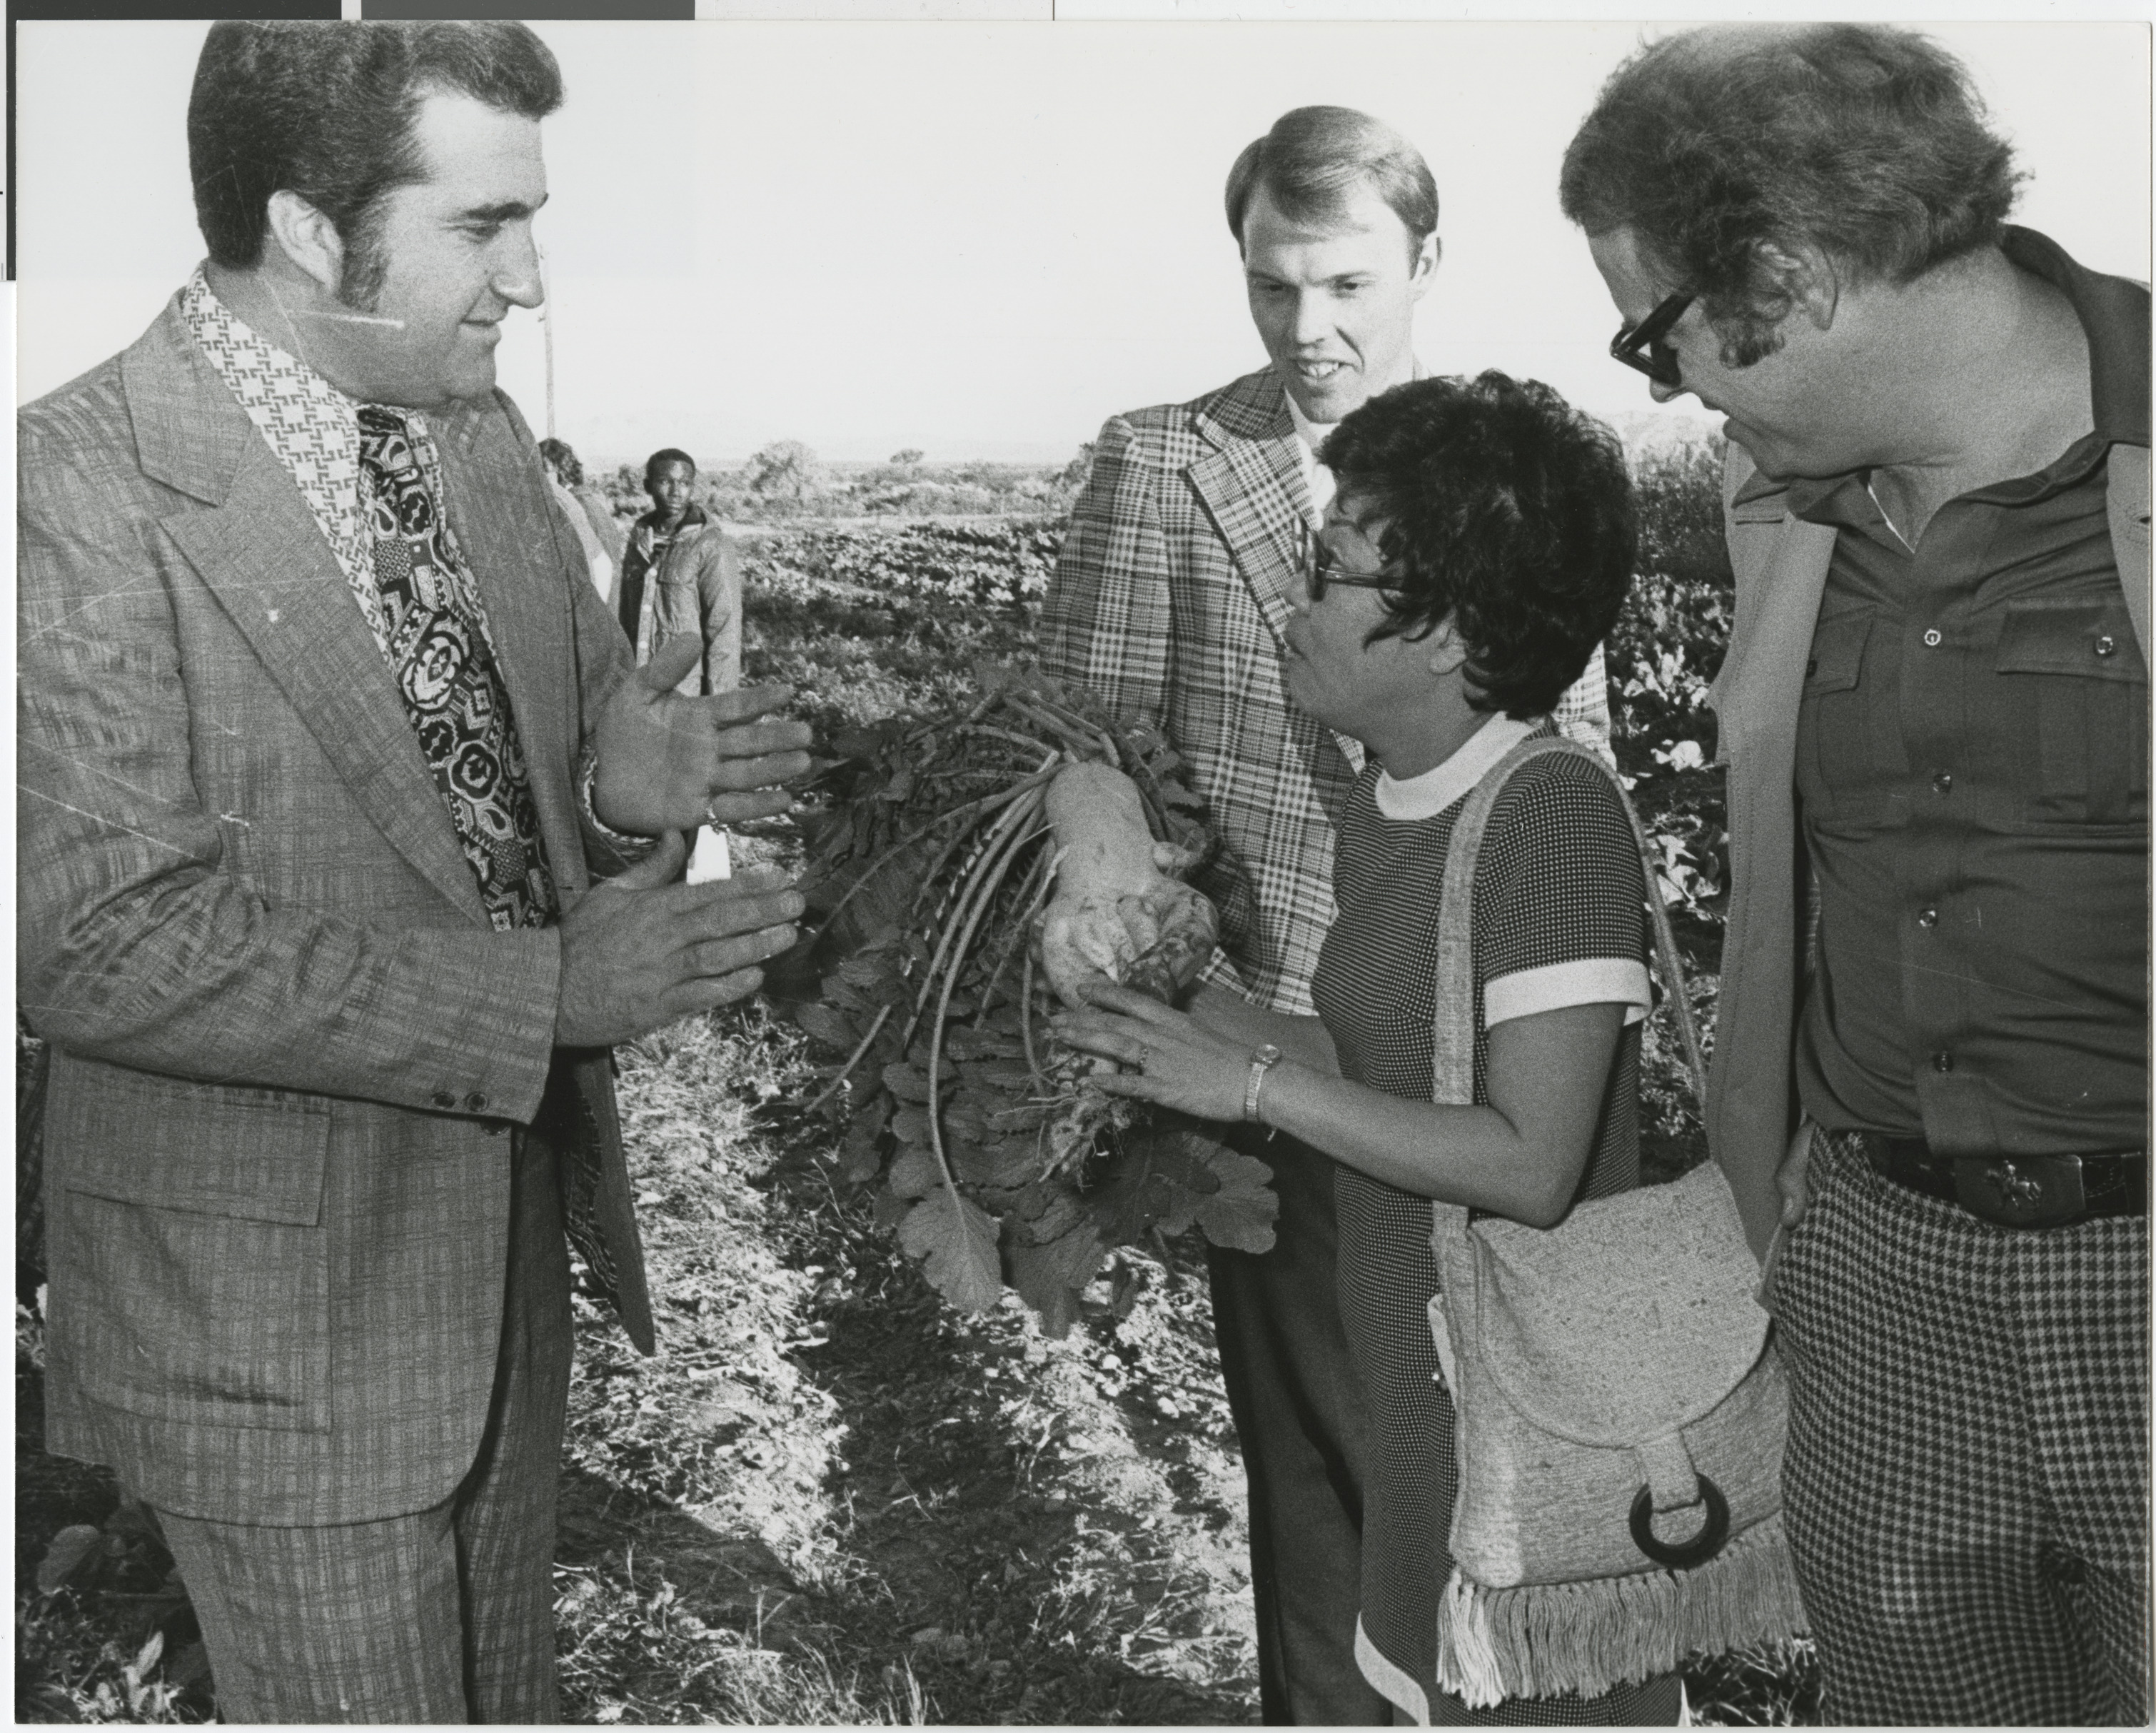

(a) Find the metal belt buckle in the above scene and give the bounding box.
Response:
[1951,1153,2086,1227]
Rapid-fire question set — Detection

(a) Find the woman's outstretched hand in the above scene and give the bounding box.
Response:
[1052,980,1261,1124]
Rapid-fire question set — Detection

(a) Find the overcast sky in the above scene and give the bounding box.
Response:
[15,16,2149,466]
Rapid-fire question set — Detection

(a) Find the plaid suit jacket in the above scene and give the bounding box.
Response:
[18,293,655,1525]
[1040,367,1610,1015]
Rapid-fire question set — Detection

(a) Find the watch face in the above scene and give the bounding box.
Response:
[1255,1044,1282,1064]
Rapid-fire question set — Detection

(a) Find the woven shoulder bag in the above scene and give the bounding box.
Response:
[1424,734,1808,1709]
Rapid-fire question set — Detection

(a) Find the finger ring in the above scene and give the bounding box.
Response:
[702,800,720,828]
[1135,1045,1151,1070]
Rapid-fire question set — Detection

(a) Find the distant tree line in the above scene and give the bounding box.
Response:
[598,438,1097,525]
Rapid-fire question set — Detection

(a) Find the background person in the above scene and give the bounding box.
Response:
[17,20,811,1722]
[1056,372,1676,1727]
[618,446,697,655]
[1563,23,2150,1723]
[1040,106,1608,1723]
[620,446,742,697]
[539,433,626,605]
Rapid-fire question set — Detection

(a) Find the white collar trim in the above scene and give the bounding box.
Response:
[1373,713,1540,821]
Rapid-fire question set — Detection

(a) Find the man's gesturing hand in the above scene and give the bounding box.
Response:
[555,831,805,1048]
[592,638,815,837]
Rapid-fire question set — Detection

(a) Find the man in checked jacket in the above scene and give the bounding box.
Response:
[19,21,809,1721]
[1039,106,1611,1724]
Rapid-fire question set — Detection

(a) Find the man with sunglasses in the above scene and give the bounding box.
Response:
[1041,106,1608,1724]
[1564,24,2149,1724]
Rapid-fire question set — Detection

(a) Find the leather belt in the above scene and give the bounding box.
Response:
[1857,1132,2147,1229]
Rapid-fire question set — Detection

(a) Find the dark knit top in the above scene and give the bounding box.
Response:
[1311,720,1679,1725]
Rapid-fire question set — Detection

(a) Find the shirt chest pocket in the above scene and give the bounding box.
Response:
[1994,598,2148,824]
[1796,612,1878,817]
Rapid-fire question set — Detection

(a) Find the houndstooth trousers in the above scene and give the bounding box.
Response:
[1769,1127,2150,1726]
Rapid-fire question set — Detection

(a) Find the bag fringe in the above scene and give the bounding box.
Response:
[1434,1514,1809,1709]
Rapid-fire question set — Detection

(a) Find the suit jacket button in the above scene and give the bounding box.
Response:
[465,1092,488,1112]
[433,1090,457,1108]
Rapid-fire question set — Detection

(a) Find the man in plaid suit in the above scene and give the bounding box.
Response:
[1568,25,2149,1722]
[18,21,810,1721]
[1041,107,1610,1724]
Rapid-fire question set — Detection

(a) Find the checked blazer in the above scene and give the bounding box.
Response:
[1041,367,1609,1015]
[18,292,656,1527]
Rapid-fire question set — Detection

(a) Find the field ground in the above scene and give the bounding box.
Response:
[16,500,1818,1724]
[17,1010,1264,1727]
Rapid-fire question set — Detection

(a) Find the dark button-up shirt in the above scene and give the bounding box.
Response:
[1783,228,2150,1156]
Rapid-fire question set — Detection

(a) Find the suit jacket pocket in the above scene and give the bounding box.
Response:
[48,1058,331,1433]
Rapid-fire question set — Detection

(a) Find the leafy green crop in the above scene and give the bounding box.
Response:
[785,664,1266,1335]
[749,521,1063,614]
[1609,438,1736,938]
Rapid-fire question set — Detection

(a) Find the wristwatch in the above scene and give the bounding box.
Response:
[1244,1043,1284,1125]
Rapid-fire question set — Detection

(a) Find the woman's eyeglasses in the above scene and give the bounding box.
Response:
[1300,524,1401,603]
[1609,288,1695,388]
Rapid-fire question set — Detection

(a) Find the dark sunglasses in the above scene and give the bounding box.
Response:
[1610,288,1696,388]
[1300,524,1402,603]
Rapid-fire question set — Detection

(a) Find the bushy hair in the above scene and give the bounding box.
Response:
[189,21,562,303]
[537,438,582,487]
[645,448,695,479]
[1225,106,1438,253]
[1558,24,2021,366]
[1319,373,1636,721]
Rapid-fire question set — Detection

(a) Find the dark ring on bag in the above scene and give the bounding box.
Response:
[1628,1477,1729,1570]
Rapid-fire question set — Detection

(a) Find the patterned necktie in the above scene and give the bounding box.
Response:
[358,406,558,930]
[357,406,620,1308]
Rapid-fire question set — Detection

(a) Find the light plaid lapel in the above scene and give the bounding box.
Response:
[1187,369,1366,780]
[135,347,490,924]
[1187,371,1310,653]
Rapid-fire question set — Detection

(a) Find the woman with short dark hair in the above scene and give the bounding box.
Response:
[1057,372,1678,1724]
